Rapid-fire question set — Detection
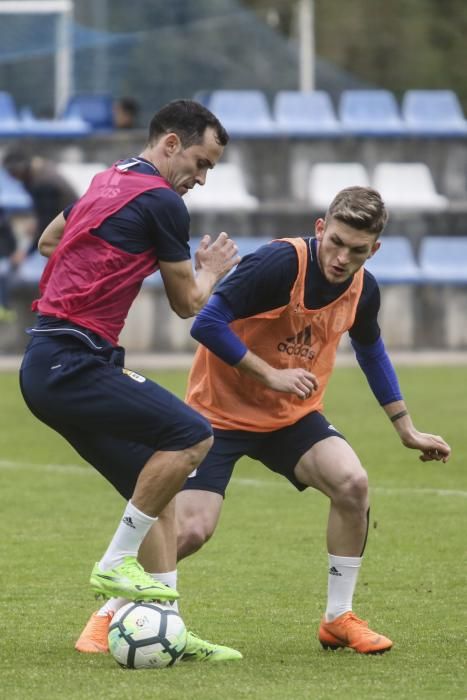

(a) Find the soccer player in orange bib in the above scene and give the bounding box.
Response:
[176,185,450,654]
[80,186,450,657]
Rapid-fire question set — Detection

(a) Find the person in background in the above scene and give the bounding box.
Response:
[2,147,78,261]
[0,206,17,322]
[113,97,141,129]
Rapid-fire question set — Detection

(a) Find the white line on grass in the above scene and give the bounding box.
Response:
[1,460,466,498]
[0,459,467,498]
[0,459,88,475]
[231,477,467,498]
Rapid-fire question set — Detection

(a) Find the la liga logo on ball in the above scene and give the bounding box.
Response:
[108,602,187,669]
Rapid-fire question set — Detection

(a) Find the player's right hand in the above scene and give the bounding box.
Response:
[194,232,241,279]
[267,367,319,399]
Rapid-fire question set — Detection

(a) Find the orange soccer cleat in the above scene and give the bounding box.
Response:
[318,611,393,654]
[75,611,113,654]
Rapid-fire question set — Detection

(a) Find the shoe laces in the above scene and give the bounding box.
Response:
[116,557,156,584]
[116,557,143,575]
[340,612,369,630]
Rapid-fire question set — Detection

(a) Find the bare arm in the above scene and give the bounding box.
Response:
[159,232,240,318]
[37,212,66,258]
[235,350,319,399]
[383,399,451,463]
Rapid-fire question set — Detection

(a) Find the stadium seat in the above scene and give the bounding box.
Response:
[372,162,448,210]
[0,91,22,135]
[0,167,33,211]
[183,162,259,211]
[273,90,342,136]
[401,90,467,136]
[192,90,212,106]
[338,90,406,136]
[364,236,421,283]
[62,94,114,130]
[19,106,91,138]
[308,162,370,209]
[208,90,276,137]
[56,162,107,197]
[418,236,467,283]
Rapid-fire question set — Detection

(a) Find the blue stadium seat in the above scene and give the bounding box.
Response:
[19,106,91,138]
[364,236,421,284]
[192,90,212,107]
[0,91,22,136]
[0,167,34,211]
[338,90,406,136]
[401,90,467,136]
[208,90,276,137]
[418,237,467,284]
[62,93,114,130]
[273,90,342,136]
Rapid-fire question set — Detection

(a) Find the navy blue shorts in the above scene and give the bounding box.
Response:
[181,411,345,496]
[19,334,212,499]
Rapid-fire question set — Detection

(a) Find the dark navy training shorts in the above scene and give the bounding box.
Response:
[181,410,346,497]
[19,334,212,499]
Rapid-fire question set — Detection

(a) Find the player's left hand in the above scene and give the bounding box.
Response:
[402,431,451,463]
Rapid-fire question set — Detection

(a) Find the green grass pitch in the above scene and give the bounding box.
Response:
[1,365,466,699]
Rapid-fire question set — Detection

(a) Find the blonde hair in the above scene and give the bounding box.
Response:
[326,186,388,236]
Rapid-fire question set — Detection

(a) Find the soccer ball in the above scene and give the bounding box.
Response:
[108,602,187,669]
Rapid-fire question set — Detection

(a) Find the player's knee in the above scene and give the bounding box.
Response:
[177,515,214,559]
[181,435,213,475]
[336,468,369,509]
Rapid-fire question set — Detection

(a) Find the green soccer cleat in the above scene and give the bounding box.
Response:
[89,556,179,602]
[181,630,243,662]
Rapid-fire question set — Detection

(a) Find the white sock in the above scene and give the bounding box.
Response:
[97,597,128,617]
[98,501,158,571]
[151,570,179,613]
[325,554,362,622]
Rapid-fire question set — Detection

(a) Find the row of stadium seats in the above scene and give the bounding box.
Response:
[308,162,448,211]
[1,89,466,138]
[187,236,467,285]
[0,160,451,213]
[0,92,110,137]
[182,161,449,212]
[201,89,467,138]
[13,237,467,290]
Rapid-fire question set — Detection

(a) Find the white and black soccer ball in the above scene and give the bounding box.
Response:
[108,602,187,669]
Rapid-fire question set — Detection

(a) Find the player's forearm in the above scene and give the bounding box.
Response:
[189,269,222,315]
[190,295,247,365]
[38,212,66,258]
[351,336,403,405]
[234,350,276,386]
[165,269,219,318]
[383,400,416,441]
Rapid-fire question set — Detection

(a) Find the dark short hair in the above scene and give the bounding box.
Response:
[148,99,229,148]
[326,186,388,236]
[3,147,31,170]
[117,97,140,116]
